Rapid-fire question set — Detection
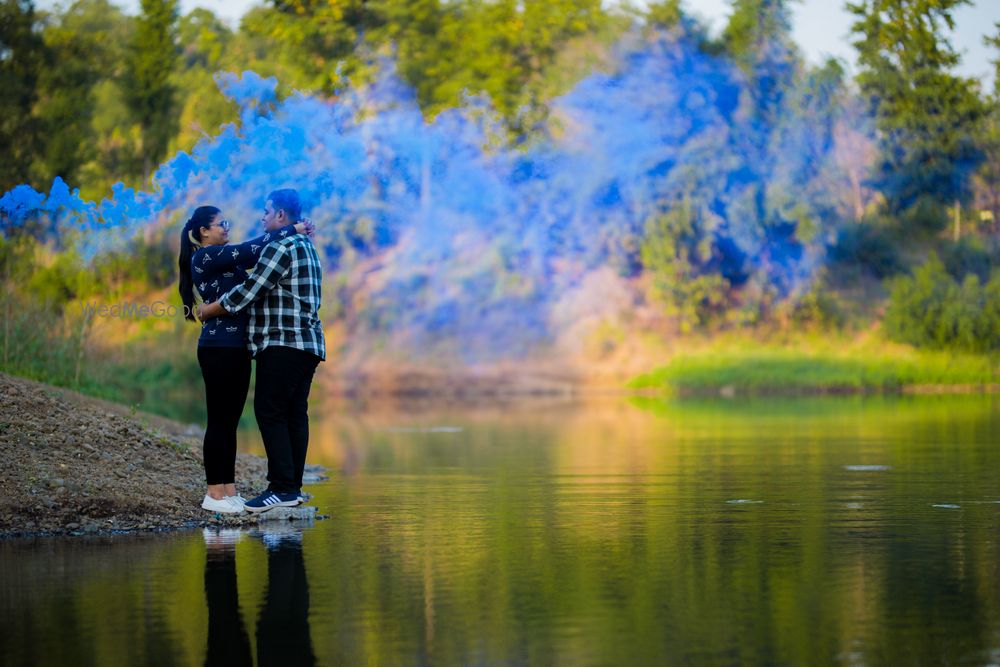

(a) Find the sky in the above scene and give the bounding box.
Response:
[36,0,1000,90]
[679,0,1000,89]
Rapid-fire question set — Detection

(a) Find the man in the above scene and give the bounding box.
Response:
[198,188,325,513]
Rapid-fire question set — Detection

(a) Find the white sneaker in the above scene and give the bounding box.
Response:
[202,528,244,547]
[201,494,243,514]
[225,494,246,509]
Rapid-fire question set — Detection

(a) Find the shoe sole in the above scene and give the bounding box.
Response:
[201,503,243,514]
[244,500,300,514]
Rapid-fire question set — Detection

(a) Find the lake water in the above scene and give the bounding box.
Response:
[3,394,1000,666]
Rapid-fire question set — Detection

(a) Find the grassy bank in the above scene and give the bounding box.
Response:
[0,288,209,424]
[627,337,998,395]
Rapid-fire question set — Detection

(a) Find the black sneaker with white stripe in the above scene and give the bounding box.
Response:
[244,490,301,513]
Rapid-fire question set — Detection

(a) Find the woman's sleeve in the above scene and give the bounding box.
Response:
[191,224,299,272]
[229,224,299,270]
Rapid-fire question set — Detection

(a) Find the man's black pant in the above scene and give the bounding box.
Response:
[257,541,314,666]
[253,345,321,495]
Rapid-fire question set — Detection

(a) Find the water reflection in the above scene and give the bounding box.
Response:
[203,524,314,667]
[203,529,252,667]
[3,395,1000,665]
[252,524,315,667]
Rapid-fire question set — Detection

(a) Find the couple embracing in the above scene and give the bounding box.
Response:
[177,188,326,514]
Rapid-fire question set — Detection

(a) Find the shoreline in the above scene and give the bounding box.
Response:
[624,345,999,398]
[0,372,327,540]
[324,365,1000,402]
[3,349,995,540]
[625,383,1000,399]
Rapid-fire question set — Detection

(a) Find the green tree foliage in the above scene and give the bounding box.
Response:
[0,0,45,191]
[645,0,682,30]
[31,3,106,187]
[722,0,798,79]
[632,1,870,331]
[391,0,609,133]
[721,0,805,296]
[178,8,229,69]
[973,23,1000,229]
[169,9,237,154]
[884,255,1000,351]
[989,22,1000,92]
[261,0,375,91]
[641,198,726,333]
[252,0,614,135]
[848,0,985,223]
[45,0,142,199]
[827,220,903,279]
[722,0,800,157]
[123,0,180,180]
[939,236,995,283]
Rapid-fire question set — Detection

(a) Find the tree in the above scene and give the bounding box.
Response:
[972,23,1000,231]
[884,254,1000,351]
[989,22,1000,94]
[644,0,712,44]
[721,0,800,181]
[0,0,45,191]
[123,0,179,181]
[169,9,237,154]
[177,8,230,71]
[234,0,375,93]
[384,0,610,135]
[251,0,612,137]
[848,0,985,224]
[37,0,143,199]
[720,0,806,298]
[645,0,682,30]
[641,197,727,333]
[32,3,106,187]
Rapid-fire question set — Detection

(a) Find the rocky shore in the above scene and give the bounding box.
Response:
[0,372,326,538]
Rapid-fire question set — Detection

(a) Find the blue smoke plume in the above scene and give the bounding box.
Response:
[0,31,863,361]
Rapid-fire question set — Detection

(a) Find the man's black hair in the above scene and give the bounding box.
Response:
[268,188,302,221]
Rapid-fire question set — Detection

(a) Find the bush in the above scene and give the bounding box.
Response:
[884,255,1000,352]
[899,196,950,238]
[640,207,729,332]
[939,236,994,283]
[827,221,903,279]
[790,283,845,329]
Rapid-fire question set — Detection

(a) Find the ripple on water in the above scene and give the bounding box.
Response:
[726,499,763,505]
[932,504,961,509]
[843,465,892,472]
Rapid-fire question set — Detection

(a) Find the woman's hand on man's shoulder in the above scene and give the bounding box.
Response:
[295,218,316,238]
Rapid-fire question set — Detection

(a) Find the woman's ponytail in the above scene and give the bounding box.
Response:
[177,206,220,322]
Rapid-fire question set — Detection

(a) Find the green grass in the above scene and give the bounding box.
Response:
[0,296,209,423]
[628,344,998,395]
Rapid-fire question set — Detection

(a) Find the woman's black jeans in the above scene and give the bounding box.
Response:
[198,346,252,485]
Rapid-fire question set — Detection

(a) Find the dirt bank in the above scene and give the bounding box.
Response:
[0,372,325,538]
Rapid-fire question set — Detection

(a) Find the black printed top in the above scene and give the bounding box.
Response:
[190,223,299,348]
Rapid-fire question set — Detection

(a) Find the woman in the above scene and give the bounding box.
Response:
[178,206,312,513]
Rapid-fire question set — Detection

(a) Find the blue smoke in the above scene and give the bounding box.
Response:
[0,32,857,360]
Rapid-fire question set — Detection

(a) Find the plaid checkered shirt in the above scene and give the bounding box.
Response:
[218,230,326,361]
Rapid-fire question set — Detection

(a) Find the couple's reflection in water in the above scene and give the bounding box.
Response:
[203,521,315,666]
